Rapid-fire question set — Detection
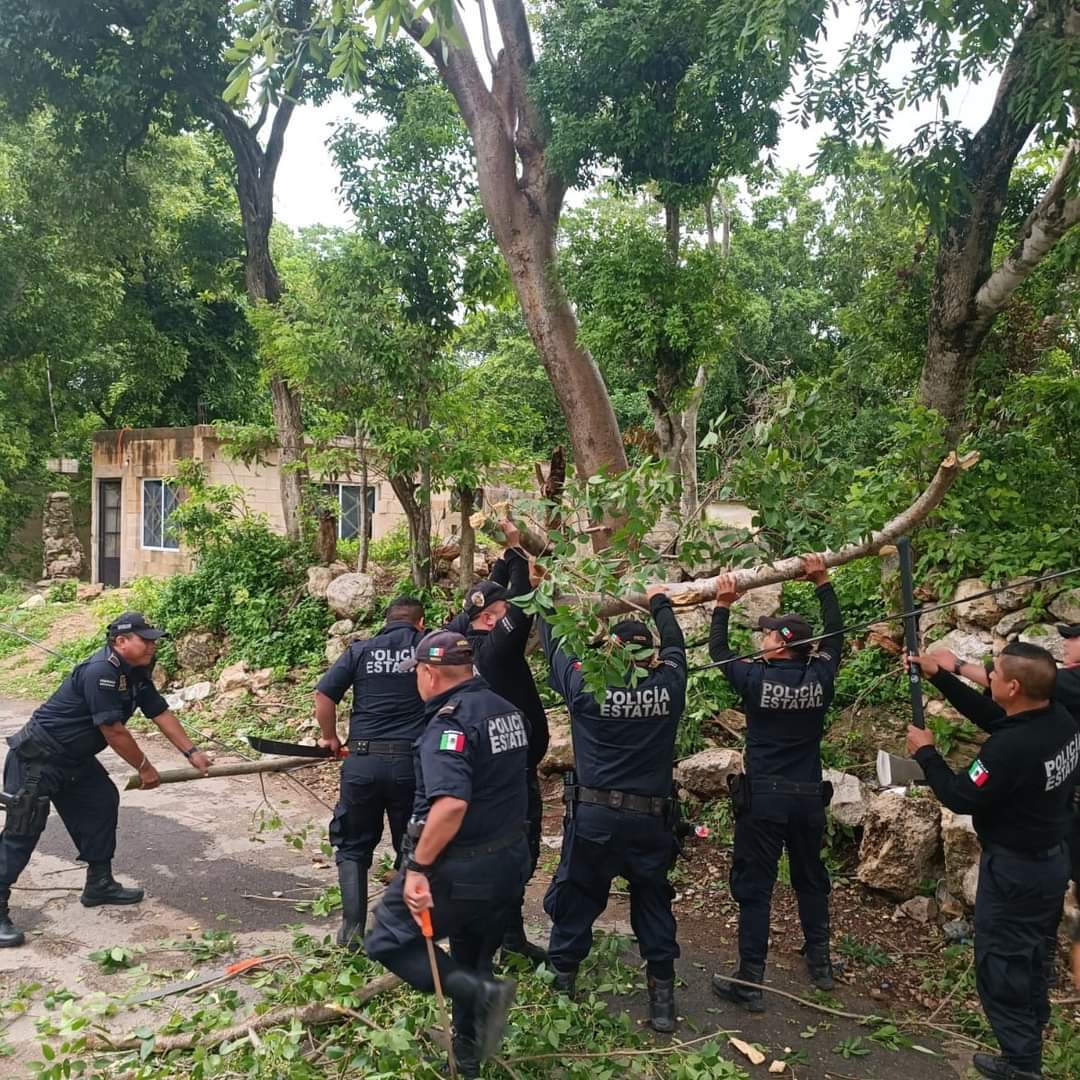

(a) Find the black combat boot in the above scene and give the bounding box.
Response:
[500,910,548,967]
[647,975,676,1033]
[336,861,366,951]
[80,862,144,907]
[972,1052,1042,1079]
[0,889,25,948]
[440,1037,481,1079]
[803,943,835,991]
[551,966,577,997]
[711,962,765,1013]
[444,970,518,1062]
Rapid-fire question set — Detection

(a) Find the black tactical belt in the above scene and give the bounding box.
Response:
[750,777,825,797]
[443,826,524,861]
[575,785,671,817]
[348,739,414,756]
[983,841,1067,862]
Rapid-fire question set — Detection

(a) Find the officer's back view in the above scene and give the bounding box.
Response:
[314,596,426,948]
[539,576,687,1032]
[709,555,843,1011]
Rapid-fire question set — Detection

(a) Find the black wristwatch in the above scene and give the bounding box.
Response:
[405,857,433,875]
[182,746,200,759]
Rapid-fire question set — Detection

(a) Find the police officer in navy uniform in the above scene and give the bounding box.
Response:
[365,630,528,1077]
[538,575,687,1033]
[315,596,427,949]
[0,612,212,947]
[906,642,1080,1080]
[709,555,843,1011]
[444,518,549,964]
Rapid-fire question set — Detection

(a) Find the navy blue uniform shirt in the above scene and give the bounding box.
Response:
[541,594,687,798]
[410,676,528,847]
[27,644,168,759]
[446,550,550,767]
[316,621,426,742]
[709,584,843,783]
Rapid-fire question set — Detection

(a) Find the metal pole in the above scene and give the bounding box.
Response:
[897,536,925,729]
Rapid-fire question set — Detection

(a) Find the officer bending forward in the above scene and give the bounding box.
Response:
[540,576,687,1033]
[0,613,211,946]
[365,631,528,1077]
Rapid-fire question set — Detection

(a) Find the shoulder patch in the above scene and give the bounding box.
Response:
[438,730,466,753]
[968,759,990,787]
[661,658,680,670]
[98,677,118,690]
[499,614,515,633]
[107,653,121,668]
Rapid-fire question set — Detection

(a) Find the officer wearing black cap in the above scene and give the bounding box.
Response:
[709,555,843,1011]
[906,642,1080,1080]
[444,518,549,964]
[314,596,427,949]
[365,629,529,1077]
[537,574,687,1033]
[0,612,212,947]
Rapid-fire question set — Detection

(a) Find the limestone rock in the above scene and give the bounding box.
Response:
[41,492,84,580]
[1018,623,1065,663]
[953,579,1006,630]
[917,601,955,648]
[898,896,938,924]
[932,628,994,666]
[995,580,1035,613]
[450,553,489,576]
[250,668,274,694]
[325,573,377,619]
[856,792,942,900]
[993,607,1036,639]
[325,636,348,666]
[216,661,250,696]
[151,666,170,692]
[175,631,222,673]
[328,619,355,637]
[180,680,213,704]
[731,583,783,630]
[1049,587,1080,627]
[539,711,575,776]
[673,605,712,640]
[675,748,744,800]
[77,582,104,602]
[19,593,45,610]
[306,566,334,601]
[823,768,870,830]
[165,692,186,713]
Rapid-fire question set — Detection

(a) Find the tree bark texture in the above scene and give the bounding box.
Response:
[918,4,1080,438]
[648,365,707,520]
[390,473,432,590]
[408,2,628,485]
[458,486,476,589]
[123,756,326,791]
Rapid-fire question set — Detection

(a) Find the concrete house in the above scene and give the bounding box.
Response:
[89,426,465,586]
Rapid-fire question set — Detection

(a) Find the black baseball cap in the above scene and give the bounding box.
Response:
[463,580,510,619]
[107,612,168,641]
[1058,625,1080,639]
[758,613,813,645]
[398,630,475,671]
[611,619,654,649]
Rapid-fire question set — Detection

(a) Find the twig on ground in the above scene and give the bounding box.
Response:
[925,955,973,1022]
[510,1028,738,1064]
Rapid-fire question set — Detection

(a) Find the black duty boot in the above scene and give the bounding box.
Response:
[711,962,765,1013]
[972,1052,1042,1080]
[445,972,517,1062]
[647,976,676,1033]
[440,1037,481,1079]
[0,889,25,948]
[336,861,367,951]
[803,943,835,991]
[551,966,577,997]
[500,909,549,967]
[80,862,144,907]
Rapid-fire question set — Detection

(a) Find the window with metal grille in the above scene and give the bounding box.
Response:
[142,479,180,550]
[322,484,375,540]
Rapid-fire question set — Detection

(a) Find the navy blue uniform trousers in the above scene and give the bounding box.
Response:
[0,749,118,886]
[976,846,1069,1073]
[544,804,678,974]
[330,751,415,867]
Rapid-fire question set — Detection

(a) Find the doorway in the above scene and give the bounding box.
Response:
[98,480,121,587]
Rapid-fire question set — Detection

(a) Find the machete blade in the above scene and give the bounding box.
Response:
[246,735,341,758]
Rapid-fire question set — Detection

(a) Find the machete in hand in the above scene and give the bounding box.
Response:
[247,735,346,758]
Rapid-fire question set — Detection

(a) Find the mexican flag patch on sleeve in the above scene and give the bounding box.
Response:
[439,730,466,753]
[968,758,990,787]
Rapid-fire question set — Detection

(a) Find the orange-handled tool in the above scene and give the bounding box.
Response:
[421,908,457,1079]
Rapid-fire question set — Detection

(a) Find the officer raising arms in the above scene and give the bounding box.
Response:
[537,571,688,1033]
[314,596,427,949]
[906,643,1080,1080]
[364,630,528,1077]
[0,612,211,947]
[709,555,844,1011]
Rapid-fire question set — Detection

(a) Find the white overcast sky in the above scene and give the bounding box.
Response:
[273,3,1000,230]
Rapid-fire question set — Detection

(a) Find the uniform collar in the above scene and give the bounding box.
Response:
[424,675,484,716]
[380,620,421,635]
[106,644,136,676]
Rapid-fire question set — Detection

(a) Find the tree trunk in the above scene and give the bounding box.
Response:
[664,201,680,261]
[315,508,337,565]
[648,365,707,519]
[458,486,476,590]
[390,474,431,590]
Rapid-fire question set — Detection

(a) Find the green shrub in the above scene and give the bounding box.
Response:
[368,523,411,568]
[46,580,76,604]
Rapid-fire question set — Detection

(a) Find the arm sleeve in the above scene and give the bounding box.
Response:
[503,548,531,600]
[928,669,1007,733]
[421,722,475,804]
[539,614,584,703]
[135,681,170,720]
[1054,669,1080,723]
[488,554,510,588]
[80,664,129,727]
[815,583,843,671]
[315,646,360,704]
[914,738,1019,815]
[708,607,757,694]
[651,595,686,671]
[444,611,471,635]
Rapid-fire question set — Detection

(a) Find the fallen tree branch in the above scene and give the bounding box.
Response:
[84,973,403,1053]
[123,756,330,791]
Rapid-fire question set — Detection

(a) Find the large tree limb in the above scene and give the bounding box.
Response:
[581,451,979,617]
[84,974,402,1053]
[122,756,327,791]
